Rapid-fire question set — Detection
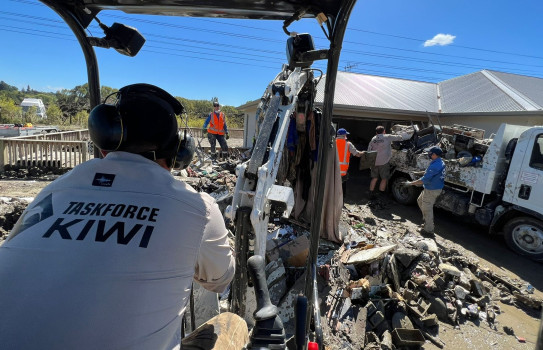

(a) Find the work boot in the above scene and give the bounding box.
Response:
[418,228,435,238]
[369,191,377,200]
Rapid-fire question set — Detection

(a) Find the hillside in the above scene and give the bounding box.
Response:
[0,80,244,128]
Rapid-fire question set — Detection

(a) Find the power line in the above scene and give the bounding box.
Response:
[3,8,541,73]
[121,13,543,62]
[2,17,541,83]
[2,4,543,84]
[348,27,543,60]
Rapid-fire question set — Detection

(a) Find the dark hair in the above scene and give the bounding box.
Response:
[376,126,385,134]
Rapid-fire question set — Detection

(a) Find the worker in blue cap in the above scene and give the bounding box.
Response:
[336,128,364,201]
[405,146,446,236]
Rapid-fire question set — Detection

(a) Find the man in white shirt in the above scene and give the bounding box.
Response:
[367,125,406,199]
[0,84,241,349]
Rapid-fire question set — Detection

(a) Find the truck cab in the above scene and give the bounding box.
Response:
[498,127,543,260]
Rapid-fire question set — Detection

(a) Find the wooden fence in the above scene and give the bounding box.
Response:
[0,128,245,171]
[9,129,90,142]
[188,127,244,139]
[0,130,92,171]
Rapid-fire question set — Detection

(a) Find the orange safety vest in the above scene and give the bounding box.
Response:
[207,111,225,135]
[336,138,351,176]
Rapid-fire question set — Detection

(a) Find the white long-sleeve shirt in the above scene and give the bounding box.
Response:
[368,133,404,166]
[0,152,234,349]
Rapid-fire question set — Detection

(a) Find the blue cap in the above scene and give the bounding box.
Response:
[337,128,349,136]
[428,146,443,156]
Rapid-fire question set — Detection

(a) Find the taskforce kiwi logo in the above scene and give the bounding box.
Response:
[7,193,54,241]
[7,193,159,248]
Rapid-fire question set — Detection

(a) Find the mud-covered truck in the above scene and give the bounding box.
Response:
[387,123,543,261]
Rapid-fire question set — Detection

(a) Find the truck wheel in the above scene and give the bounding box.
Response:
[391,176,419,205]
[503,217,543,261]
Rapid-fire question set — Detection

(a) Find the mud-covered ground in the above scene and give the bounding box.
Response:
[339,170,542,349]
[1,169,542,349]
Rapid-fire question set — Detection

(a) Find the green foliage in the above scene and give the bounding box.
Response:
[176,97,244,128]
[0,89,24,104]
[0,81,18,92]
[100,86,118,101]
[74,110,89,126]
[22,106,39,124]
[0,97,22,123]
[45,103,63,125]
[55,84,90,124]
[0,81,245,128]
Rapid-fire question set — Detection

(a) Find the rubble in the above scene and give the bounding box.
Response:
[1,144,541,349]
[305,203,543,349]
[0,197,30,240]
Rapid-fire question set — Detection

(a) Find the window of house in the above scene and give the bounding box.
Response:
[529,134,543,170]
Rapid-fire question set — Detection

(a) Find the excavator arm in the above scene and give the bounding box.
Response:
[226,63,317,318]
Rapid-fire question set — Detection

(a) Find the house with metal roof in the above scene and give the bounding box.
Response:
[20,98,47,119]
[239,69,543,148]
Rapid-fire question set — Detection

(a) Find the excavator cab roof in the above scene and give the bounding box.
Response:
[40,0,345,25]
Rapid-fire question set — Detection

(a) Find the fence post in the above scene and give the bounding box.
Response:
[0,139,5,172]
[82,141,88,163]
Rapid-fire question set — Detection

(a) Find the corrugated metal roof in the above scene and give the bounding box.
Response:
[438,71,526,113]
[316,71,439,112]
[313,69,543,115]
[487,70,543,110]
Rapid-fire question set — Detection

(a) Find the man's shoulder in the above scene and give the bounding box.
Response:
[429,158,445,169]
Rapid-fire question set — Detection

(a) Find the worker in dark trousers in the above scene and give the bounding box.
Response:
[202,101,229,159]
[336,128,364,202]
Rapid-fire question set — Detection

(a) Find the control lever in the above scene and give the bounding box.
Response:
[245,255,287,349]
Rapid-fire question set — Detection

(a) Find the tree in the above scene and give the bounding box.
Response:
[23,106,38,124]
[0,97,22,124]
[45,103,64,125]
[100,85,118,102]
[74,110,89,127]
[56,84,90,124]
[0,81,18,92]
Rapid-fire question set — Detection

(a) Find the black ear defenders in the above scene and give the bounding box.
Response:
[88,83,184,153]
[172,129,196,170]
[88,83,194,169]
[88,103,126,152]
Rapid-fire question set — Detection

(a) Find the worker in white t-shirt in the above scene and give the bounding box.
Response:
[367,125,409,199]
[0,84,246,349]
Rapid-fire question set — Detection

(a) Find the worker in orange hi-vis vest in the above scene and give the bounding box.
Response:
[336,128,364,202]
[202,101,229,159]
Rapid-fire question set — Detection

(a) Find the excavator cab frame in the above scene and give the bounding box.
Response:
[37,0,358,348]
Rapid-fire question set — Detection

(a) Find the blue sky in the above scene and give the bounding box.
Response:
[1,0,542,107]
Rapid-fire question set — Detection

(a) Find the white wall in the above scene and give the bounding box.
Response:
[240,102,259,148]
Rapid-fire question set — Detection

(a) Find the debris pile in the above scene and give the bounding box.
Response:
[0,198,29,240]
[1,145,541,348]
[174,152,244,214]
[0,164,67,180]
[311,203,542,349]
